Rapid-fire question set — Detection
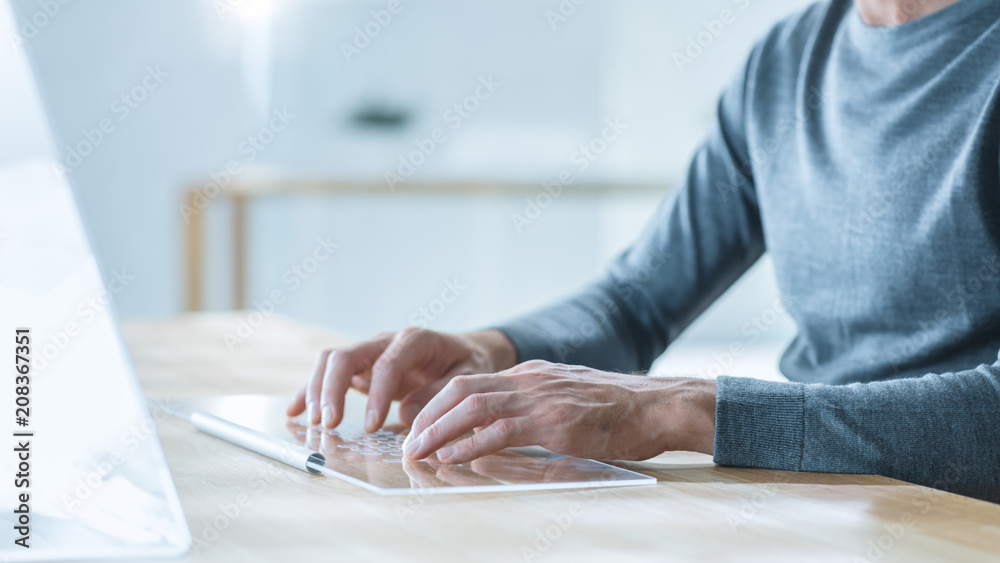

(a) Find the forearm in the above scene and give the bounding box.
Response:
[713,362,1000,502]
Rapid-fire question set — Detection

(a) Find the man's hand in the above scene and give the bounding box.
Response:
[402,360,717,465]
[287,328,517,432]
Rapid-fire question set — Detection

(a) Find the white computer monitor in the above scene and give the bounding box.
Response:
[0,0,191,559]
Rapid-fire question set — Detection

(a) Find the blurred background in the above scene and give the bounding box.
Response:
[7,0,813,378]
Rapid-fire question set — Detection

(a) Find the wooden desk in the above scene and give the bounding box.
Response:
[122,313,1000,562]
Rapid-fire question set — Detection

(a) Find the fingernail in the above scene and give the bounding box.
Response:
[400,403,420,423]
[365,410,377,431]
[322,405,334,428]
[307,401,318,425]
[437,445,456,462]
[403,433,423,457]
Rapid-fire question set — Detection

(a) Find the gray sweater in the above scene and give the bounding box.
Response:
[497,0,1000,502]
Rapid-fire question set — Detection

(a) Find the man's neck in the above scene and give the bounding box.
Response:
[854,0,963,26]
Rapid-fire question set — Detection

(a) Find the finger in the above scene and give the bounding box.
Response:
[287,386,308,417]
[291,349,334,421]
[397,377,450,426]
[404,392,524,460]
[402,458,447,489]
[351,375,371,394]
[434,463,503,487]
[302,425,322,451]
[468,452,553,482]
[436,417,535,465]
[320,338,390,429]
[397,360,484,426]
[407,374,518,441]
[365,329,438,432]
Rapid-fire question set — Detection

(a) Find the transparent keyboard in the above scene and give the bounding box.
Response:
[170,394,657,495]
[290,422,408,462]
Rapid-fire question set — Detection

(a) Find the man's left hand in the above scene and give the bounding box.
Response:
[402,360,717,464]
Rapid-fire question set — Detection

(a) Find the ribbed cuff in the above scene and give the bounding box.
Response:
[713,376,805,471]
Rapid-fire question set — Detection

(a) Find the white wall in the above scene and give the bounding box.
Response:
[11,0,813,372]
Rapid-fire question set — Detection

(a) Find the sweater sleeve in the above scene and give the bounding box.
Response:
[494,49,766,373]
[714,354,1000,502]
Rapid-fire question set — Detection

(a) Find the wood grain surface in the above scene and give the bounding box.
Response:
[117,313,1000,562]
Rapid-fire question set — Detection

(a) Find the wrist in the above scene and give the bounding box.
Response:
[651,378,717,455]
[463,329,518,373]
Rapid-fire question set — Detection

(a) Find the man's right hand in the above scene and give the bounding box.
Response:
[286,328,517,433]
